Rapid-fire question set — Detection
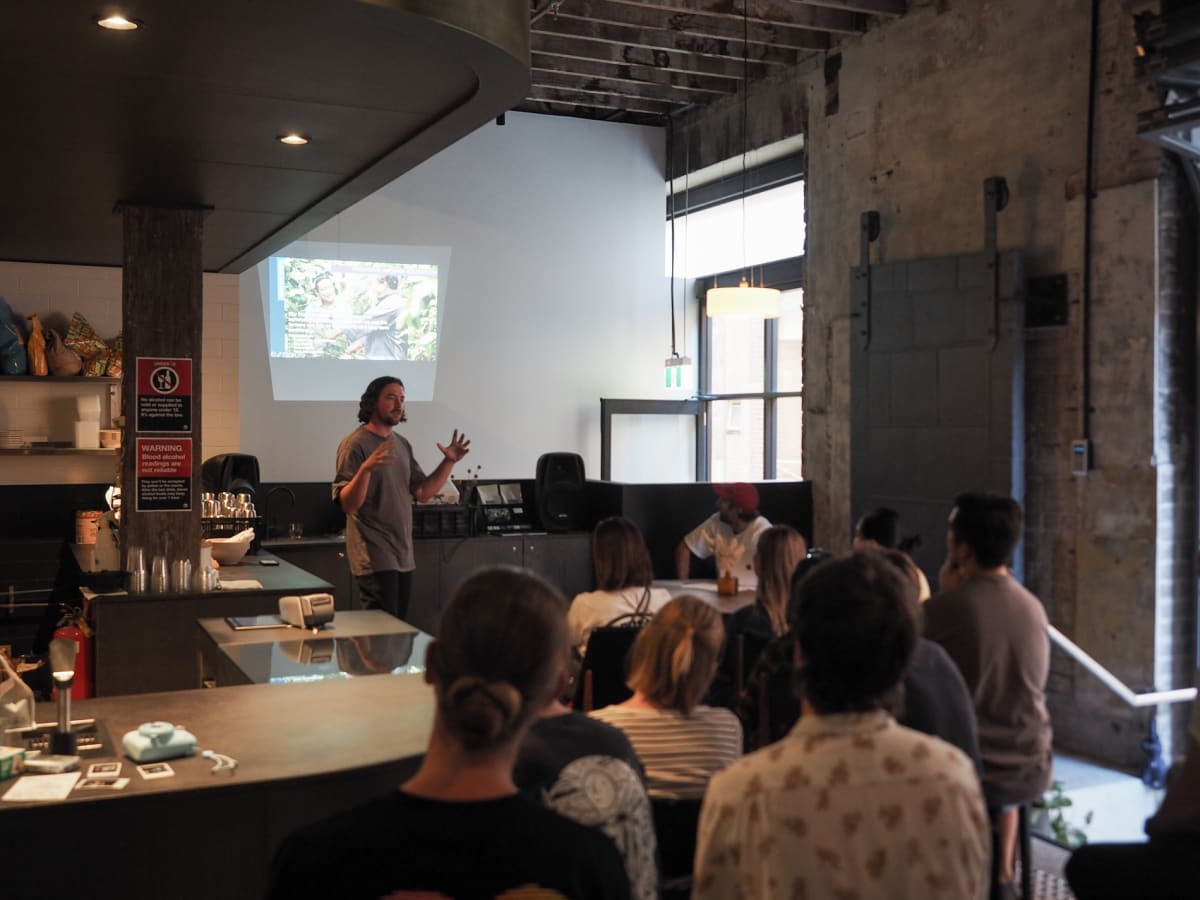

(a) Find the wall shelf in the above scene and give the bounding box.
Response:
[0,375,120,383]
[0,447,119,456]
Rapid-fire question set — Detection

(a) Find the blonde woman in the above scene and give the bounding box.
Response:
[590,595,741,799]
[710,525,807,707]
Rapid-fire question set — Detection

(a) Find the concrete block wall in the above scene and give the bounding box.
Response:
[0,261,240,486]
[684,0,1170,768]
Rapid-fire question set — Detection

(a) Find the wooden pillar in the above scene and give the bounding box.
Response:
[120,206,206,573]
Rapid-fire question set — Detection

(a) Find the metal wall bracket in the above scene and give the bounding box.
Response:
[983,176,1009,349]
[857,210,880,350]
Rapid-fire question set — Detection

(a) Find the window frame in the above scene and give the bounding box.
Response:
[697,256,804,480]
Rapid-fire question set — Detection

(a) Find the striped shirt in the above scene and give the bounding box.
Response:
[590,704,742,800]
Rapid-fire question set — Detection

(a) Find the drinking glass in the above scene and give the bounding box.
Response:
[151,555,169,593]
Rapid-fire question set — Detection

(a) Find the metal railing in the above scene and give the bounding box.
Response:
[1048,624,1197,707]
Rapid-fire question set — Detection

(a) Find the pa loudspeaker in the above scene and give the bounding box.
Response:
[536,452,586,533]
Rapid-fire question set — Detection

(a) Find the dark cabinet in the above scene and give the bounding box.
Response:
[406,534,590,636]
[266,542,358,611]
[267,534,592,638]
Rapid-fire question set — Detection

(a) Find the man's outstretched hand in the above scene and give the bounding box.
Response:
[438,430,471,462]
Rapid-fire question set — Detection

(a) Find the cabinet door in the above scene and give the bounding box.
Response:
[268,545,355,610]
[408,541,443,635]
[524,534,593,599]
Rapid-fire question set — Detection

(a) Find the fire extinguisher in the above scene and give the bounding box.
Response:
[53,608,93,700]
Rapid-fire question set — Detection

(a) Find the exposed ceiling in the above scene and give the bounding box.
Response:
[519,0,908,125]
[2,2,909,276]
[1,1,529,273]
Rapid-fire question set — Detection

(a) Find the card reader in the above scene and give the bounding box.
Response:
[279,593,335,629]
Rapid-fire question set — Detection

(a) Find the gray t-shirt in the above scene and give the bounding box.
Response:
[333,426,426,575]
[925,572,1052,807]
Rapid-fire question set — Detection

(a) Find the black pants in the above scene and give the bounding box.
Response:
[356,570,414,621]
[1066,836,1200,900]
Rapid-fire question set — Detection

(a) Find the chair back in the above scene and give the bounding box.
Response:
[573,625,641,712]
[652,795,703,899]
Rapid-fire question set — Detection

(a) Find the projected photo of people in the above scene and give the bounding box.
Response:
[272,257,439,361]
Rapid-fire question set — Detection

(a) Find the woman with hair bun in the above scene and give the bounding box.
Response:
[591,595,742,799]
[267,566,631,900]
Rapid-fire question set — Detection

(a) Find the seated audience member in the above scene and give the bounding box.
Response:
[267,566,631,900]
[924,493,1052,890]
[710,525,807,707]
[516,642,658,900]
[733,550,830,751]
[854,506,931,600]
[591,595,742,799]
[694,553,989,900]
[1066,670,1200,900]
[675,483,771,589]
[568,517,672,658]
[735,549,979,761]
[877,548,982,770]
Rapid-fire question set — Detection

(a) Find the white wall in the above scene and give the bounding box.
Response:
[239,112,694,483]
[0,261,239,485]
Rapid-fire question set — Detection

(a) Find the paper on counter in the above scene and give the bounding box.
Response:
[2,772,81,802]
[219,579,264,590]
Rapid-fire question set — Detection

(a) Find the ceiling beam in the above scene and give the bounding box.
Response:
[552,0,836,50]
[514,99,665,126]
[595,0,864,35]
[533,15,821,62]
[531,32,774,79]
[532,52,738,95]
[787,0,906,17]
[527,85,677,116]
[531,68,716,106]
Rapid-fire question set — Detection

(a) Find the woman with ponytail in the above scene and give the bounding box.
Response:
[591,595,741,799]
[268,566,630,900]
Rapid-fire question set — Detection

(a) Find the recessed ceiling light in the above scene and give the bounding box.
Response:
[278,133,309,146]
[96,14,141,30]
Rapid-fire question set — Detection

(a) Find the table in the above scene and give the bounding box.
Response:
[197,610,431,687]
[655,578,756,615]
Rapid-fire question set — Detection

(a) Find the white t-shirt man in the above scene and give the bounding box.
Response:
[682,513,771,590]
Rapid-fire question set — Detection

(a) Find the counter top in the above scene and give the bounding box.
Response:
[91,551,333,604]
[260,534,346,550]
[1,673,434,810]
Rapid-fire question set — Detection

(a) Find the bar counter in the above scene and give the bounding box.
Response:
[93,551,333,695]
[3,673,434,899]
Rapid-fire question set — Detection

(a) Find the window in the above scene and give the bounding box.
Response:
[667,155,805,481]
[703,287,804,480]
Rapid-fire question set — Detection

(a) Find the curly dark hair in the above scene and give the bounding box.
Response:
[357,376,405,424]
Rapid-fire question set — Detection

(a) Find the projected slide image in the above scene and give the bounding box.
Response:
[272,257,439,361]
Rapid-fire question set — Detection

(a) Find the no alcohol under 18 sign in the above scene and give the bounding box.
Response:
[136,357,192,433]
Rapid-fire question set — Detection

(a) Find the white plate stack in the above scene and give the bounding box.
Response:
[0,428,25,449]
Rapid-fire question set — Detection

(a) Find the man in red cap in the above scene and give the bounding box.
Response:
[675,483,771,590]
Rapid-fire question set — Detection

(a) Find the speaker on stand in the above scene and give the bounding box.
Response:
[535,452,586,533]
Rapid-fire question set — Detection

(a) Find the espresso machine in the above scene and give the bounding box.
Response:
[201,453,263,550]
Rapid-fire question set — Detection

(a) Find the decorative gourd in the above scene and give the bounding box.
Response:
[26,313,47,376]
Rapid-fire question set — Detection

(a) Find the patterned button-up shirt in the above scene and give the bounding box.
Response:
[693,710,989,900]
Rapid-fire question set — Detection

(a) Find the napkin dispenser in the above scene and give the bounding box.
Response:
[279,593,335,629]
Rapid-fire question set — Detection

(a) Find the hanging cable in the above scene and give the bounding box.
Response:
[741,0,750,283]
[668,113,678,358]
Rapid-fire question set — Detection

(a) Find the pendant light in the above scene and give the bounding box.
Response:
[706,0,781,319]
